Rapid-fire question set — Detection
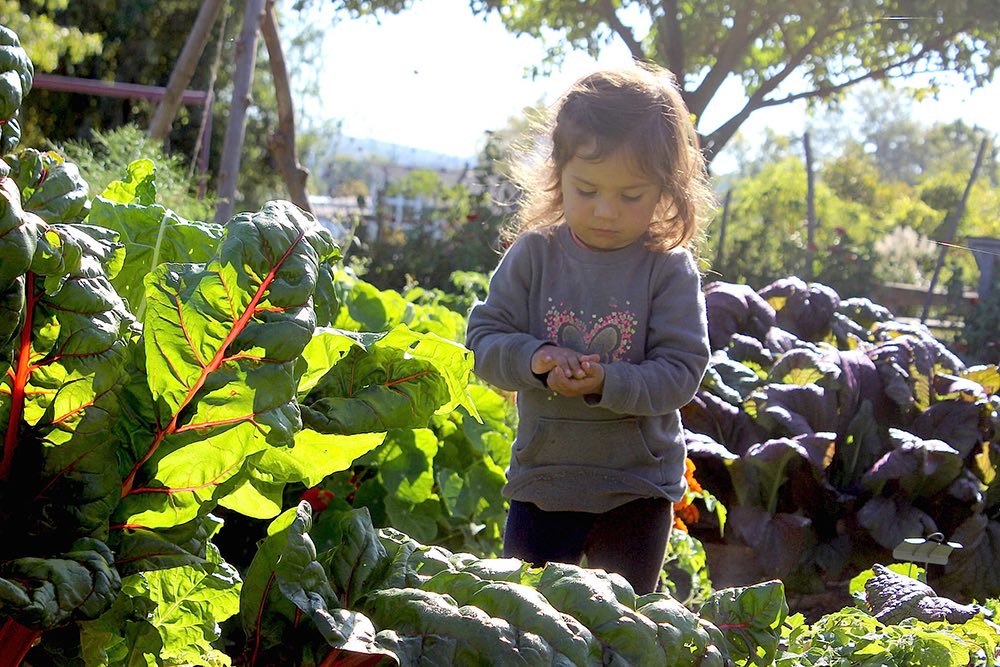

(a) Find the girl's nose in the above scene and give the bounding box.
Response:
[594,197,617,220]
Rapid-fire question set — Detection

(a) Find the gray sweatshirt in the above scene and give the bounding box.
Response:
[466,223,710,513]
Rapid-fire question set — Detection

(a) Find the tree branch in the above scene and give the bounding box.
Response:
[660,0,684,76]
[742,18,832,108]
[758,52,947,108]
[701,33,953,162]
[686,2,767,118]
[598,0,645,61]
[260,0,312,213]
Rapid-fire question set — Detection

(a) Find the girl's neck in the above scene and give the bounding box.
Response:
[568,227,608,252]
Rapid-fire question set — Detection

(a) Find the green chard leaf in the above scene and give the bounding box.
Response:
[312,507,392,608]
[699,580,788,666]
[1,221,131,553]
[8,149,89,224]
[81,541,239,667]
[0,537,121,630]
[0,25,33,117]
[111,514,224,577]
[300,324,477,435]
[87,160,224,317]
[241,503,394,665]
[114,201,338,529]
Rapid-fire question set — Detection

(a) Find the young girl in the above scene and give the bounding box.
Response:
[465,64,713,594]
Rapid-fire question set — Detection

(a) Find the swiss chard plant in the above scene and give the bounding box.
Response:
[299,269,514,557]
[0,24,484,662]
[237,500,789,666]
[685,276,1000,599]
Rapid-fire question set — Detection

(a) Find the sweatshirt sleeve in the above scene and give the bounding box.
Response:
[465,236,552,391]
[589,249,710,416]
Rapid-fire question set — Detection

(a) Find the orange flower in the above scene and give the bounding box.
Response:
[684,457,703,494]
[676,501,700,526]
[672,458,703,531]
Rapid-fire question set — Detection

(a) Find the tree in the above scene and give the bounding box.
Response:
[0,0,102,74]
[472,0,1000,164]
[15,1,216,149]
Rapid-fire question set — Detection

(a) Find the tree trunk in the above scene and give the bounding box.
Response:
[190,8,230,198]
[214,0,268,226]
[803,132,816,281]
[148,0,226,142]
[260,0,312,214]
[920,137,989,322]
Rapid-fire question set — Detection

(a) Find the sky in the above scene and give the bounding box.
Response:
[295,0,1000,166]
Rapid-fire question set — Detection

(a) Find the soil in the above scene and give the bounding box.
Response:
[785,580,857,622]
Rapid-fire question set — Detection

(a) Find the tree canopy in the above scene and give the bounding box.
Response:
[472,0,1000,162]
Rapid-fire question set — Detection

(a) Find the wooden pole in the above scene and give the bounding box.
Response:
[803,132,816,282]
[920,137,989,322]
[260,0,312,214]
[148,0,227,142]
[190,8,229,199]
[714,189,732,271]
[214,0,268,226]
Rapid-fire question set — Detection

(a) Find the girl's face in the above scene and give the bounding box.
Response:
[560,148,661,251]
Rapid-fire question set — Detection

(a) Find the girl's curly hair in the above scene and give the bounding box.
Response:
[503,63,715,253]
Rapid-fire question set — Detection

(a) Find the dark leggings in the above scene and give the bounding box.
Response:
[503,497,674,594]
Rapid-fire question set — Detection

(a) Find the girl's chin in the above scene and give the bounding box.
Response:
[582,231,628,249]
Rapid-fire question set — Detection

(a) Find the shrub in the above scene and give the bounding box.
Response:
[55,124,215,221]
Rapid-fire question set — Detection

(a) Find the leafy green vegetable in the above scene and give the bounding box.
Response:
[239,504,769,666]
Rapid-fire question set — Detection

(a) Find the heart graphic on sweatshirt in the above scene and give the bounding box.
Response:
[559,321,621,359]
[547,310,637,361]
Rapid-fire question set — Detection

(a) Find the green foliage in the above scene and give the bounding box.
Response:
[349,130,512,292]
[473,0,1000,159]
[711,116,997,302]
[0,23,32,157]
[10,1,288,215]
[872,226,938,286]
[0,136,394,661]
[779,607,1000,666]
[0,0,102,72]
[56,125,216,222]
[708,157,879,297]
[293,270,513,557]
[240,503,757,666]
[962,278,1000,364]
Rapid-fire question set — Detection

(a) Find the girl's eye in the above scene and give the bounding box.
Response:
[621,193,644,202]
[575,188,596,197]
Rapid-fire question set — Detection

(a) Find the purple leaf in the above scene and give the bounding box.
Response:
[759,278,840,341]
[912,400,984,459]
[729,505,815,575]
[857,496,938,550]
[862,429,962,498]
[681,390,766,456]
[749,383,838,437]
[704,281,776,350]
[940,513,1000,599]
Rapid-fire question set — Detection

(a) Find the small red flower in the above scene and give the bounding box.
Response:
[301,487,335,512]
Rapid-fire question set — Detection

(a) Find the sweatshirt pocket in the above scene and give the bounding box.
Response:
[514,417,659,470]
